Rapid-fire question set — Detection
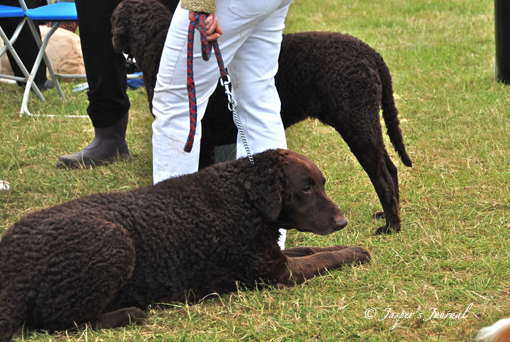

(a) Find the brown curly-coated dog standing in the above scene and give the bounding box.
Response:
[0,150,370,341]
[111,0,412,235]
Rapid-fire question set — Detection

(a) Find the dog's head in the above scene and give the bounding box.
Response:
[245,149,347,236]
[111,0,172,58]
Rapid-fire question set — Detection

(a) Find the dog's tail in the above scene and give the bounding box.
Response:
[377,56,412,167]
[0,284,29,342]
[475,317,510,342]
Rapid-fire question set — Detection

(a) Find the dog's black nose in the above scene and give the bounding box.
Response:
[335,217,348,229]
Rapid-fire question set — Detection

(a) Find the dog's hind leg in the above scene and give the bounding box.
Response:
[324,64,403,234]
[91,307,147,329]
[384,150,400,204]
[26,218,137,332]
[0,286,29,342]
[350,146,401,234]
[372,150,400,220]
[275,247,371,287]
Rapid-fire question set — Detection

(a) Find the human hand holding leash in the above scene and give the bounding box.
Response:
[189,11,222,41]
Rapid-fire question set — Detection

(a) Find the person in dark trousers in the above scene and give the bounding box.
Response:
[0,0,53,91]
[57,0,179,168]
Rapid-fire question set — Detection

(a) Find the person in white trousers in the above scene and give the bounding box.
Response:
[152,0,293,249]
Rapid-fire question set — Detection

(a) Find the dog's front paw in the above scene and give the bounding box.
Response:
[347,246,371,264]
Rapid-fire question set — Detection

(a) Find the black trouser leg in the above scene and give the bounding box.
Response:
[75,0,130,128]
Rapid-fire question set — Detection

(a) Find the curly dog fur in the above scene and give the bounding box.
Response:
[111,0,412,234]
[0,150,370,340]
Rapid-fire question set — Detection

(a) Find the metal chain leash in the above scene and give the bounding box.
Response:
[219,75,254,165]
[185,13,254,165]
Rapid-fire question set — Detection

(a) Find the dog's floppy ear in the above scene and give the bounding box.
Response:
[244,152,285,221]
[244,176,282,222]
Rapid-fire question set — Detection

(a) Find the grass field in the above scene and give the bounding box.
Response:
[1,0,509,340]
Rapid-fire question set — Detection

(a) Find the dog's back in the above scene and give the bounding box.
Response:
[276,31,411,167]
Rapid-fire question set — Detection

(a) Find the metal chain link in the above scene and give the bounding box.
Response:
[220,75,254,165]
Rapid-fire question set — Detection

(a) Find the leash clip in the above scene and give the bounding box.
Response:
[220,74,238,112]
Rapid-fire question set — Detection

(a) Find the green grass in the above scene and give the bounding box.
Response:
[1,0,509,340]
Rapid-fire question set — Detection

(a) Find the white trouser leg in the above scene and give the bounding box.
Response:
[228,3,292,249]
[152,4,210,184]
[229,4,290,159]
[152,0,293,247]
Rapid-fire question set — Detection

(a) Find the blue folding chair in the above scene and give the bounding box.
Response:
[6,1,142,117]
[17,0,90,117]
[0,4,45,101]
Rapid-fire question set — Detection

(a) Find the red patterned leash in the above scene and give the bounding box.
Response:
[185,13,254,164]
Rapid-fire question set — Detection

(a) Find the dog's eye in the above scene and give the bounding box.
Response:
[303,186,312,194]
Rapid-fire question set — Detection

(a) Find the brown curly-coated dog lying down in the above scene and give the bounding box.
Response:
[111,0,412,235]
[0,149,370,340]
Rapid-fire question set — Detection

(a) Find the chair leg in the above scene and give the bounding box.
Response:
[20,20,68,117]
[0,19,45,101]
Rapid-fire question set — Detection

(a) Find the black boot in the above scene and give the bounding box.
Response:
[56,112,131,168]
